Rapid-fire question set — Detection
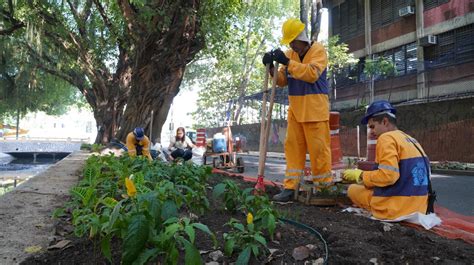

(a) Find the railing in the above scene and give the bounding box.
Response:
[1,136,90,143]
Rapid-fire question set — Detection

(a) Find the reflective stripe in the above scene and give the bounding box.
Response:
[378,163,400,173]
[310,172,332,180]
[286,169,304,174]
[368,140,377,145]
[330,129,339,135]
[285,175,301,180]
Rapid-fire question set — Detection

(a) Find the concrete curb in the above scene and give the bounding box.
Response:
[0,151,88,264]
[431,169,474,176]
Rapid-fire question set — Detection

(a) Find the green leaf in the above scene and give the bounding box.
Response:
[181,238,202,265]
[164,223,181,239]
[132,248,159,265]
[224,238,235,256]
[236,246,251,265]
[192,223,212,236]
[254,234,267,246]
[184,225,195,244]
[251,244,259,257]
[161,200,178,220]
[212,183,226,198]
[122,214,150,265]
[100,234,112,262]
[101,197,118,208]
[108,200,123,231]
[167,246,179,265]
[234,223,245,232]
[267,214,276,236]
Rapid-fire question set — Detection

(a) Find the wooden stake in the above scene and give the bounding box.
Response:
[257,63,279,178]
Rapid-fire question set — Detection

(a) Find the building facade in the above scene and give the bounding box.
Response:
[326,0,474,109]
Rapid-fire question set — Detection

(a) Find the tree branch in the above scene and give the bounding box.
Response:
[0,1,25,35]
[117,0,142,40]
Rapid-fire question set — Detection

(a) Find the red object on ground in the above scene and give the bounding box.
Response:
[196,128,206,147]
[254,175,266,194]
[431,205,474,244]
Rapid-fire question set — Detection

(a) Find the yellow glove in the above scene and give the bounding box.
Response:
[343,169,363,183]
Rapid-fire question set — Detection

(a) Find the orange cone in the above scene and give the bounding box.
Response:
[330,112,345,170]
[358,127,378,171]
[196,128,206,148]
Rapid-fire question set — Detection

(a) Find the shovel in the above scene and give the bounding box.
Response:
[255,62,279,194]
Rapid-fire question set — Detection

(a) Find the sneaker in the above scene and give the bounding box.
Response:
[272,189,294,202]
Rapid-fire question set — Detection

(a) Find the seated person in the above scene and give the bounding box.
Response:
[343,100,432,220]
[126,127,152,161]
[168,127,195,161]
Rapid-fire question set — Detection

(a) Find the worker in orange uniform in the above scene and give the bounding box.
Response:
[343,100,433,220]
[262,18,332,202]
[126,127,152,161]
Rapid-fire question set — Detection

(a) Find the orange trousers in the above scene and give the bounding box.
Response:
[283,111,332,190]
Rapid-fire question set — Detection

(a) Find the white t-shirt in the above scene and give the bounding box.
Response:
[170,136,193,150]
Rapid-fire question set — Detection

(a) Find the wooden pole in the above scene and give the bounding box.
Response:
[257,64,270,177]
[261,63,279,170]
[256,63,279,188]
[150,110,154,143]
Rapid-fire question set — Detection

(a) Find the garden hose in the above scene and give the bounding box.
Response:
[278,217,329,264]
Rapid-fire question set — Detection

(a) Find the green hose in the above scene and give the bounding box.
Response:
[278,217,329,264]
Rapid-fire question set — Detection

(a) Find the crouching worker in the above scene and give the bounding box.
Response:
[168,127,196,161]
[126,127,152,161]
[343,100,433,220]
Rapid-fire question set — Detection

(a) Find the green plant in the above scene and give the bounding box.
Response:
[223,215,268,264]
[212,180,244,212]
[239,188,280,238]
[64,154,217,264]
[91,143,104,153]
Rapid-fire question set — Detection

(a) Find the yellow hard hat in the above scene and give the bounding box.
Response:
[281,18,305,45]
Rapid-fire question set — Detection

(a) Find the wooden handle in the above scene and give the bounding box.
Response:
[257,63,279,177]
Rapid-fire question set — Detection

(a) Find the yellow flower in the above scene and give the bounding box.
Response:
[246,213,254,225]
[125,177,137,197]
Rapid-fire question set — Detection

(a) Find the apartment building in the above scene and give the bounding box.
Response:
[326,0,474,109]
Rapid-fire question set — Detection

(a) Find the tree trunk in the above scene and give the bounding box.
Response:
[117,71,182,143]
[93,98,123,144]
[115,0,203,143]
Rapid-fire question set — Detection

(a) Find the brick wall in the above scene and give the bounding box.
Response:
[206,97,474,162]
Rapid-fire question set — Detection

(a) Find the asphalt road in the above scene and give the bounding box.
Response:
[236,154,474,216]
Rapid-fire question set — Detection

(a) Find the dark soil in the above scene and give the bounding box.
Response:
[22,173,474,265]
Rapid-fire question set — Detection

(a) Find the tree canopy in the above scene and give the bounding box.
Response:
[187,0,299,128]
[0,0,249,143]
[0,35,81,119]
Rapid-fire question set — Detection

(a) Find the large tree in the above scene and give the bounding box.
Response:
[0,0,241,143]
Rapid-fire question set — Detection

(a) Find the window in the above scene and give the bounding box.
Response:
[406,42,417,73]
[331,1,365,42]
[373,42,417,79]
[425,24,474,68]
[423,0,449,10]
[371,0,411,30]
[394,46,406,76]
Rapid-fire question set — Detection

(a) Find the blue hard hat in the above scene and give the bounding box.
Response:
[133,127,145,140]
[361,100,396,125]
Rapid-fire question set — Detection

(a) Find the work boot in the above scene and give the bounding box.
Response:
[272,189,294,202]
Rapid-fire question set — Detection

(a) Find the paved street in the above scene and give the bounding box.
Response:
[237,153,474,216]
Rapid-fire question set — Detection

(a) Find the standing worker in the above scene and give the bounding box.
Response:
[343,100,433,220]
[126,127,152,161]
[263,18,332,202]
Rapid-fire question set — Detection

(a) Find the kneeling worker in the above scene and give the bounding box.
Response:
[343,100,433,220]
[126,127,152,161]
